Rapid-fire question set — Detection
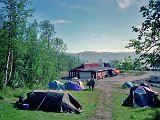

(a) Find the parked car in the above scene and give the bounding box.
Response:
[113,69,120,75]
[148,75,160,83]
[71,77,78,80]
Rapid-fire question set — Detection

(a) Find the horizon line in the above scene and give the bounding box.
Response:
[66,50,136,54]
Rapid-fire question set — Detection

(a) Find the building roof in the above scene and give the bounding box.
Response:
[75,67,113,72]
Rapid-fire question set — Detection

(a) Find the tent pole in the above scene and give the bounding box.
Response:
[36,92,48,111]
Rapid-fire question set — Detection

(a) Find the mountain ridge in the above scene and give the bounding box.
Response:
[71,51,139,63]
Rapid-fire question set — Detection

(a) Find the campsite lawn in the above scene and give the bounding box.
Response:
[0,87,100,120]
[112,85,160,120]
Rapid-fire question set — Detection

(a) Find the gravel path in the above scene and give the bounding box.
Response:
[87,71,158,120]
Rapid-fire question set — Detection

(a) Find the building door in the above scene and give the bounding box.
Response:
[80,72,91,79]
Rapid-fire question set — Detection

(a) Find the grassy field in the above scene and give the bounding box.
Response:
[1,81,160,120]
[0,87,100,120]
[112,85,160,120]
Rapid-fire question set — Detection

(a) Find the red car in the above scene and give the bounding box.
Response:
[113,69,120,75]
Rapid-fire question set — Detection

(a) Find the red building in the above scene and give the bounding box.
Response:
[69,63,113,80]
[84,63,100,68]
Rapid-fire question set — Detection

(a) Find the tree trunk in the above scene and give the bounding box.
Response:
[4,50,13,86]
[8,50,13,83]
[5,50,11,85]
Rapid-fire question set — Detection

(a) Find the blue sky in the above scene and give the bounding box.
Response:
[31,0,148,53]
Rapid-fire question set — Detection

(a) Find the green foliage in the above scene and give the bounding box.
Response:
[0,0,81,88]
[0,0,34,87]
[109,57,147,71]
[108,59,121,69]
[66,54,81,71]
[126,0,160,68]
[121,56,134,70]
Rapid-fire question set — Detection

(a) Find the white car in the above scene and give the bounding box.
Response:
[71,77,78,80]
[148,75,160,83]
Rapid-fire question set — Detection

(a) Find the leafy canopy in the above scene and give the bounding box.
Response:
[126,0,160,68]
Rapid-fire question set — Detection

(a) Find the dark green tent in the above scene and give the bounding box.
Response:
[21,90,82,114]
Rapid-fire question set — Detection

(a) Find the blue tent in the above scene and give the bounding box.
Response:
[64,81,82,91]
[122,81,133,89]
[48,80,64,90]
[122,84,160,108]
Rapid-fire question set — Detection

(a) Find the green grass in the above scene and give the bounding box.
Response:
[2,81,160,120]
[0,87,100,120]
[112,85,160,120]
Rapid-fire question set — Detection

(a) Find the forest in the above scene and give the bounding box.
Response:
[0,0,81,88]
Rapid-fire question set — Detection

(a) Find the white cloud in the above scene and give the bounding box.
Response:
[116,0,133,9]
[31,12,72,25]
[116,0,148,10]
[50,19,72,24]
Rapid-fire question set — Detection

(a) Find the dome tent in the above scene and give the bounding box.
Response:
[122,84,160,108]
[48,80,64,90]
[122,81,133,89]
[64,81,83,91]
[76,81,85,90]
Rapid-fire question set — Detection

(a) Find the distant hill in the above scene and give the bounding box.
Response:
[71,51,139,63]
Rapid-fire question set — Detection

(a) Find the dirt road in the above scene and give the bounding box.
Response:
[87,71,158,120]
